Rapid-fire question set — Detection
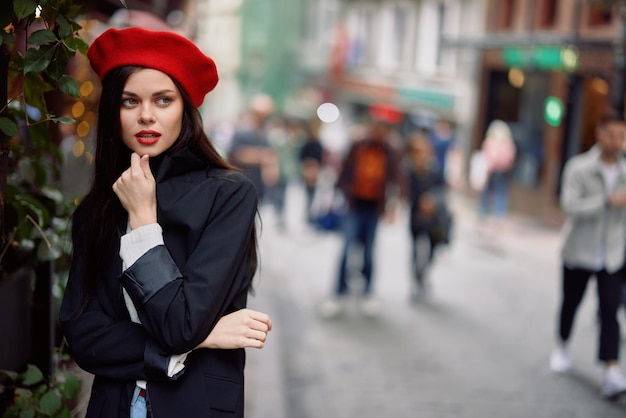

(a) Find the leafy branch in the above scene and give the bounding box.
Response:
[0,342,82,418]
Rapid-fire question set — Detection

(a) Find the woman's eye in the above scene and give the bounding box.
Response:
[121,97,137,107]
[156,96,173,106]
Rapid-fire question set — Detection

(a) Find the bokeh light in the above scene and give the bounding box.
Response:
[317,102,340,123]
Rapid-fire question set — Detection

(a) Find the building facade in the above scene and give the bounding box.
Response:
[454,0,624,223]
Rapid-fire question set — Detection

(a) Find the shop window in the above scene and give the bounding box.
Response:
[587,4,612,27]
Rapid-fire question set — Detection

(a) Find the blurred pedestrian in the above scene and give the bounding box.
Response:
[549,108,626,400]
[300,118,325,225]
[319,117,402,318]
[265,116,303,230]
[228,94,277,203]
[477,119,517,235]
[428,119,456,177]
[405,132,450,301]
[59,27,272,418]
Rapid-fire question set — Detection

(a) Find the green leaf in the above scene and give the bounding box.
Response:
[16,195,50,227]
[0,117,18,137]
[45,48,68,81]
[28,29,58,46]
[57,75,79,98]
[54,407,72,418]
[49,116,75,124]
[33,384,48,396]
[24,45,56,74]
[0,369,19,380]
[57,15,72,38]
[14,387,33,404]
[39,391,62,416]
[24,72,53,111]
[13,0,38,19]
[19,408,35,418]
[21,365,44,386]
[58,373,81,399]
[3,405,21,418]
[64,36,89,55]
[119,0,128,8]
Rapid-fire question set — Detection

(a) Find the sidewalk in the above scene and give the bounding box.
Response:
[244,186,626,418]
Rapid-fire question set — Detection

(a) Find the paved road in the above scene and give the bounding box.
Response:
[245,186,626,418]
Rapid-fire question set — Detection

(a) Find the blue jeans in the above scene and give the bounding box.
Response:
[335,205,380,296]
[130,386,150,418]
[478,172,510,218]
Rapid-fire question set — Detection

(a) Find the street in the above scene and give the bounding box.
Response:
[244,184,626,418]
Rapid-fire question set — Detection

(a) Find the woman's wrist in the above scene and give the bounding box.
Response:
[129,212,157,230]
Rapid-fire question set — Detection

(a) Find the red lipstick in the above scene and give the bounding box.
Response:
[135,130,161,145]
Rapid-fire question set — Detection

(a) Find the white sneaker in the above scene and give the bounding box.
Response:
[319,297,344,319]
[359,297,380,318]
[602,366,626,400]
[549,346,571,373]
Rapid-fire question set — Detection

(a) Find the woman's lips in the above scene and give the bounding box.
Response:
[136,131,161,145]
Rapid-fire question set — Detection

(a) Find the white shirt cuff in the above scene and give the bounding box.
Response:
[168,353,188,377]
[120,223,164,269]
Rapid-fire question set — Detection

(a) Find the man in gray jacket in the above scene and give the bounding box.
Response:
[550,108,626,400]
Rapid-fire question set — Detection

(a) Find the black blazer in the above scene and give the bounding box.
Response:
[60,147,258,417]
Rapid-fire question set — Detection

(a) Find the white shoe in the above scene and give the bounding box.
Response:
[549,346,571,373]
[359,297,380,318]
[319,297,344,319]
[602,366,626,400]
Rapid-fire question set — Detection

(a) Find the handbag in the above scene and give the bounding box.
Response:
[430,208,453,245]
[469,150,488,192]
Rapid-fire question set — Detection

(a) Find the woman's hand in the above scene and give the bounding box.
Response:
[113,153,157,229]
[196,309,272,350]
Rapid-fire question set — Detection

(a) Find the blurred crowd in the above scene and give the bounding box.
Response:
[213,94,626,403]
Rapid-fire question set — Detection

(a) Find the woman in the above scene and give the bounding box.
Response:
[59,27,272,417]
[477,119,516,234]
[405,132,449,300]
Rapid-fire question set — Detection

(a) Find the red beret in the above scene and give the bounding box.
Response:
[87,27,218,107]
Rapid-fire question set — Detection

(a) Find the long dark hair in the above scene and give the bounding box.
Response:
[72,66,258,308]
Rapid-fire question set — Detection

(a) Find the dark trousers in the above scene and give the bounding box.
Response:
[411,229,436,282]
[335,206,379,296]
[557,265,623,362]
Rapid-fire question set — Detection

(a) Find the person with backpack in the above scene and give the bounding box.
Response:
[319,116,402,318]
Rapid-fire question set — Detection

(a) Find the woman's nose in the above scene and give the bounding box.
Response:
[138,105,155,124]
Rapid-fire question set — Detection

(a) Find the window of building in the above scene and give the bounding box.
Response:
[435,3,446,66]
[348,7,375,67]
[390,4,414,69]
[587,3,612,26]
[392,6,406,63]
[497,0,515,30]
[537,0,557,28]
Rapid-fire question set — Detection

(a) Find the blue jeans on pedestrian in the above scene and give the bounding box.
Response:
[335,204,380,296]
[478,172,510,218]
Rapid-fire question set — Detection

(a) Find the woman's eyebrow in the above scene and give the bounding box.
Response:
[121,89,177,96]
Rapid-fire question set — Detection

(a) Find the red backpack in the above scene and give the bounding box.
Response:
[349,144,388,201]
